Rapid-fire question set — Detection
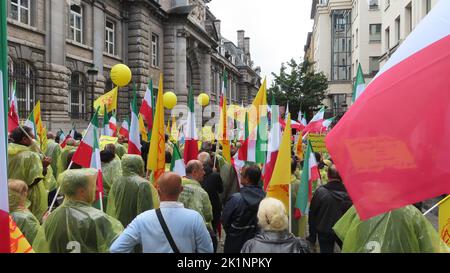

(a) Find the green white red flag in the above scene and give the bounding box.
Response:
[70,108,104,203]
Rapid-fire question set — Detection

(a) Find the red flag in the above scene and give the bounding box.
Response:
[7,85,19,133]
[140,80,153,130]
[326,1,450,220]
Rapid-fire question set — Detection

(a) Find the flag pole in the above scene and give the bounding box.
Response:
[423,195,450,216]
[18,125,45,156]
[99,192,104,212]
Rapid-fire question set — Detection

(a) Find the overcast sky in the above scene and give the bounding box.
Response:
[208,0,313,86]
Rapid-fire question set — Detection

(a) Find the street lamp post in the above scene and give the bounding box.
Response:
[87,66,99,120]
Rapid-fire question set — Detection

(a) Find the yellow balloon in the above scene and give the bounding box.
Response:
[163,92,177,109]
[198,93,210,107]
[110,64,132,87]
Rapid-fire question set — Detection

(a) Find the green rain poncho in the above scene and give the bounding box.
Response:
[333,205,449,253]
[33,169,124,253]
[57,146,77,179]
[8,143,47,221]
[45,139,62,179]
[114,143,127,159]
[9,190,41,244]
[101,157,122,198]
[106,155,159,228]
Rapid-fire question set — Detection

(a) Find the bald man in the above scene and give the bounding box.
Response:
[179,161,213,232]
[110,173,213,253]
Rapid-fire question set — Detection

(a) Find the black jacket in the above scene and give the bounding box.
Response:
[222,185,266,253]
[201,166,224,227]
[308,180,352,236]
[241,230,311,253]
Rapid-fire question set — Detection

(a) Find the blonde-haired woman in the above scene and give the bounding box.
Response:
[241,197,310,253]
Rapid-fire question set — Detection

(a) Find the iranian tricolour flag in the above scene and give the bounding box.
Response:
[326,0,450,220]
[295,140,320,219]
[102,105,112,137]
[303,107,325,135]
[60,127,75,148]
[352,63,366,103]
[263,103,281,191]
[119,117,129,139]
[238,112,249,161]
[71,108,104,207]
[8,81,19,133]
[183,87,198,164]
[109,111,117,137]
[170,143,186,177]
[128,83,142,155]
[140,80,154,130]
[0,0,10,251]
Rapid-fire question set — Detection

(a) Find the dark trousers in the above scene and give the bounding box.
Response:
[318,233,343,253]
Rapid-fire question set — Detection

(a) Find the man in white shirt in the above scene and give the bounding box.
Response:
[110,172,213,253]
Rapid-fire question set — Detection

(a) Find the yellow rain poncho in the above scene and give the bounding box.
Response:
[9,190,41,244]
[106,155,159,228]
[33,169,124,253]
[8,143,47,221]
[333,205,449,253]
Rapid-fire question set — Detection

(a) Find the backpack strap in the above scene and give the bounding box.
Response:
[155,208,180,253]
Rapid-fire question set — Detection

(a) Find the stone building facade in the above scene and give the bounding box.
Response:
[6,0,261,132]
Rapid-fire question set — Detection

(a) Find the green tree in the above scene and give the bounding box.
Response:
[269,59,328,121]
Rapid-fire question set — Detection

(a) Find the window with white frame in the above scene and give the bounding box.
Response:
[105,20,115,55]
[10,0,30,25]
[69,4,83,43]
[152,34,160,67]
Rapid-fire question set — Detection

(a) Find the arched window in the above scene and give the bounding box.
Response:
[69,71,87,119]
[9,59,36,119]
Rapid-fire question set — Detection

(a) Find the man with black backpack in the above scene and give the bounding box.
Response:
[222,165,266,253]
[307,164,353,253]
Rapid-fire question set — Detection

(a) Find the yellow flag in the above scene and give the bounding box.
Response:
[269,114,292,186]
[9,216,34,253]
[170,116,178,142]
[249,78,268,138]
[148,74,166,182]
[267,115,292,212]
[202,126,215,142]
[94,87,118,115]
[41,126,48,153]
[295,133,304,161]
[219,95,231,163]
[99,135,118,151]
[439,196,450,247]
[267,184,290,213]
[34,101,44,140]
[139,114,149,143]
